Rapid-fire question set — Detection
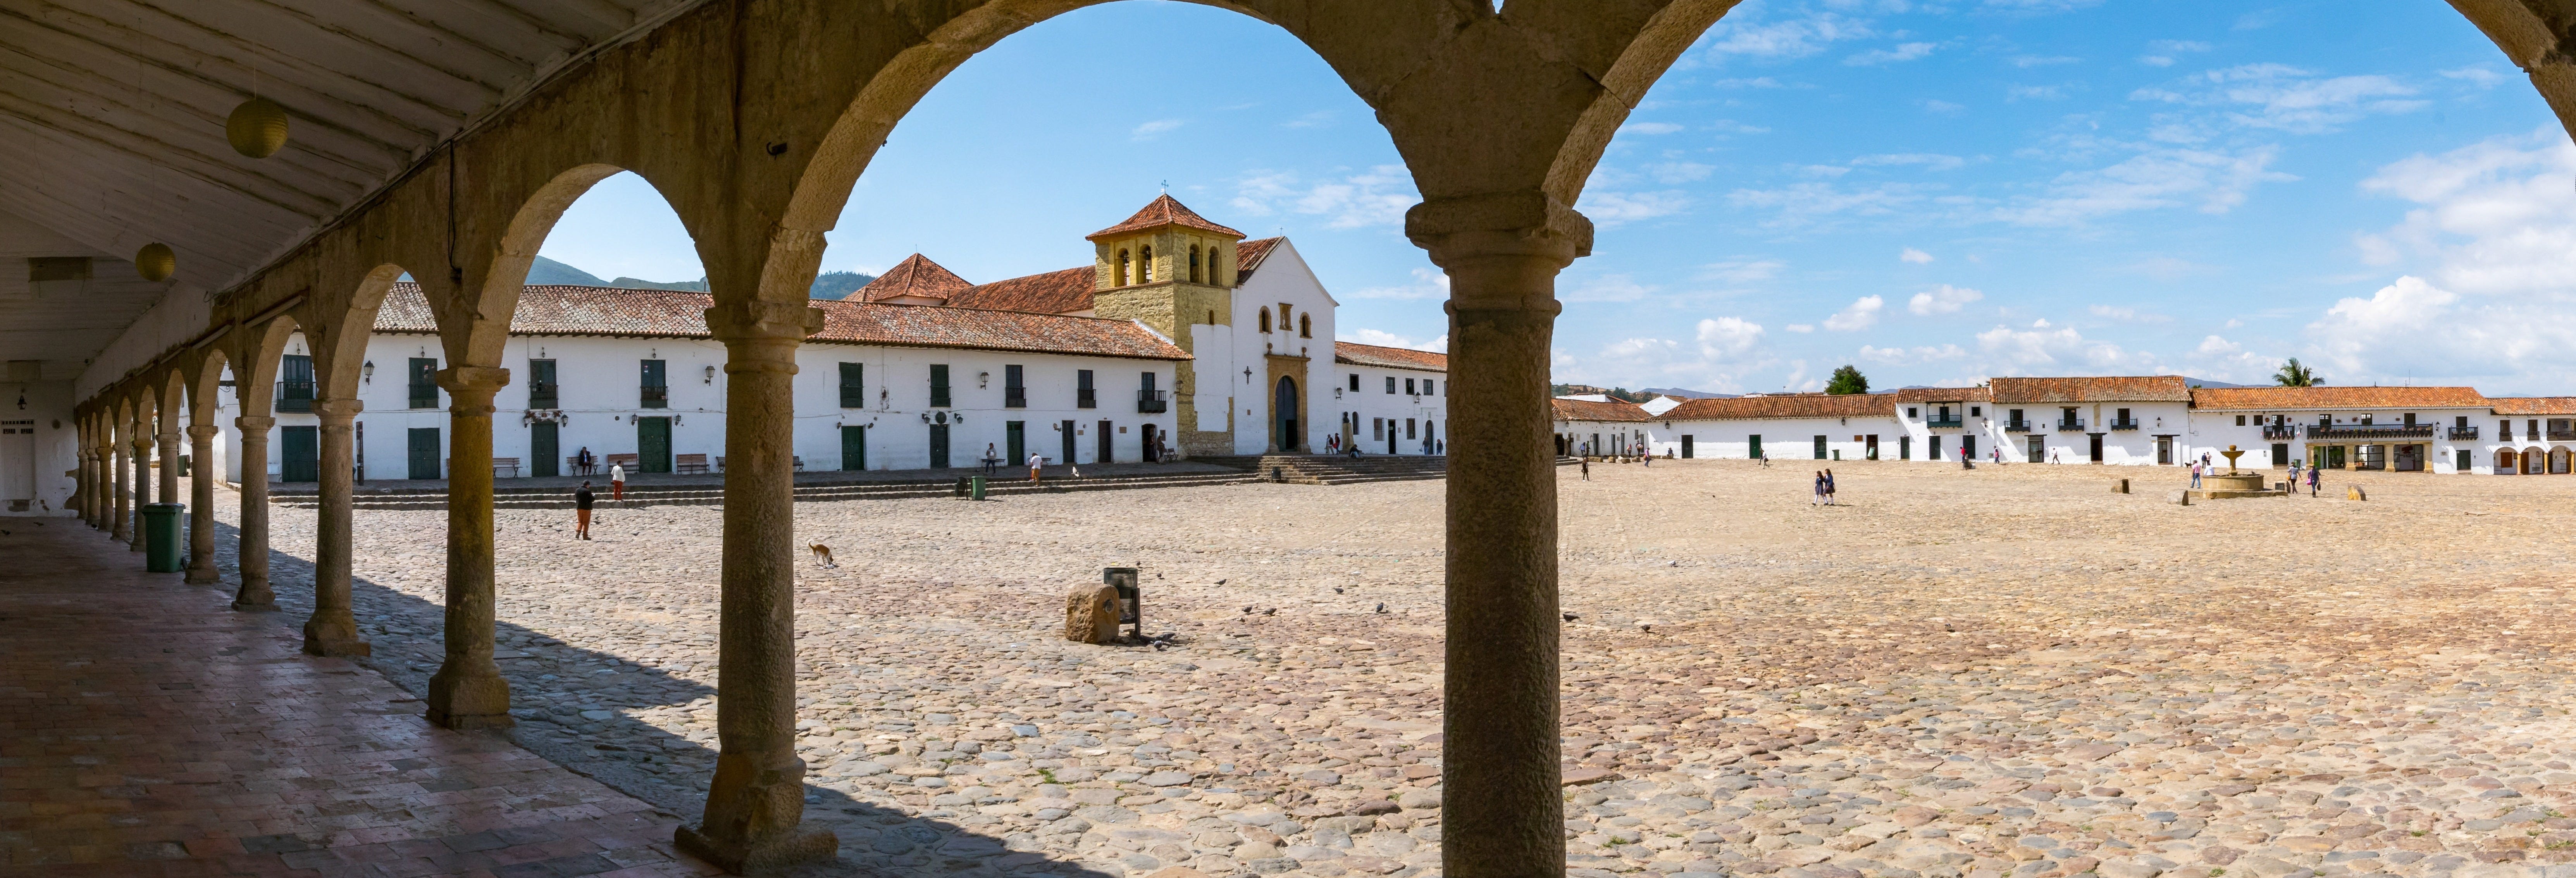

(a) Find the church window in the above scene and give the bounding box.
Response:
[1209,250,1224,286]
[1140,245,1154,282]
[1259,307,1272,333]
[1299,314,1312,338]
[1385,376,1396,394]
[1189,246,1203,283]
[1117,250,1131,286]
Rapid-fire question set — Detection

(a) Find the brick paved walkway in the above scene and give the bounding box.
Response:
[0,520,720,877]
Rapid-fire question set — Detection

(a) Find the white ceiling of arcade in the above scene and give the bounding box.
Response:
[0,0,706,383]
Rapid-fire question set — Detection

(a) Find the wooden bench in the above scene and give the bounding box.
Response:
[604,453,639,476]
[675,453,711,474]
[492,457,520,478]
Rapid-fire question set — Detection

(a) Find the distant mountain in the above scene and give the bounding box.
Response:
[530,256,874,299]
[2182,376,2255,389]
[1641,386,1734,399]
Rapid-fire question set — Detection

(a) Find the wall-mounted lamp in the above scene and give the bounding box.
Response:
[978,371,990,388]
[952,412,966,423]
[14,391,24,411]
[920,412,931,423]
[361,361,374,384]
[674,416,684,426]
[703,365,716,384]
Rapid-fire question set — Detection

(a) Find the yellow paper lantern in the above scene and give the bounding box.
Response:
[226,97,289,158]
[135,243,175,282]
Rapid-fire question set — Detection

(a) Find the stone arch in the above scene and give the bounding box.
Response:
[233,316,306,420]
[159,367,188,434]
[295,265,411,404]
[190,347,232,425]
[451,163,634,368]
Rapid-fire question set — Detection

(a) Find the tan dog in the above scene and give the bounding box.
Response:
[810,544,837,569]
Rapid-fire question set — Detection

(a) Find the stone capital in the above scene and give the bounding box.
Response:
[1405,191,1594,262]
[704,300,825,345]
[235,415,276,431]
[158,430,183,443]
[312,399,363,423]
[436,366,511,411]
[188,424,222,440]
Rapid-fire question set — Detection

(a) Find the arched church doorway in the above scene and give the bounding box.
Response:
[1275,376,1299,452]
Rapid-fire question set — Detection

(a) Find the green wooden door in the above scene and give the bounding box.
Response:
[1748,435,1760,460]
[929,424,949,468]
[637,417,672,473]
[840,425,866,471]
[530,422,559,477]
[1006,421,1026,465]
[407,428,440,479]
[1060,420,1076,466]
[281,426,319,482]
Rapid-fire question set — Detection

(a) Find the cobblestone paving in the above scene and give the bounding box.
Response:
[223,459,2576,878]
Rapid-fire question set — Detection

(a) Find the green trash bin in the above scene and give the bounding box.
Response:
[970,475,987,501]
[143,503,185,573]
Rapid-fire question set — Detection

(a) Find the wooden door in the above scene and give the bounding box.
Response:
[929,424,949,468]
[530,422,559,477]
[1061,420,1076,466]
[2087,433,2104,463]
[1006,421,1026,465]
[841,425,866,471]
[636,417,672,473]
[1681,435,1694,459]
[406,428,440,480]
[1097,420,1112,464]
[281,426,319,482]
[0,421,33,503]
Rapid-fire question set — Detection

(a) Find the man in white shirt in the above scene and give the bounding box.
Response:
[1028,452,1043,484]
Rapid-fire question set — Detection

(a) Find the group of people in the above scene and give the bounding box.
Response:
[1811,468,1837,505]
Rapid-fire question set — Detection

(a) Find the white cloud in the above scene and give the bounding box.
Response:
[1858,343,1969,364]
[2130,64,2426,134]
[1703,12,1873,61]
[2139,56,2177,68]
[1557,317,1770,392]
[2151,40,2213,53]
[1975,319,2151,371]
[2296,276,2576,382]
[1566,274,1657,303]
[1131,119,1184,140]
[1231,165,1418,229]
[2185,334,2279,383]
[1900,247,1934,264]
[1907,284,1984,315]
[1824,296,1885,331]
[1996,145,2294,226]
[1847,42,1935,66]
[1578,190,1691,225]
[1851,153,1966,171]
[2011,55,2081,68]
[2440,66,2504,88]
[1281,111,1333,129]
[1700,259,1786,284]
[1985,0,2103,10]
[1619,122,1685,136]
[1922,99,1966,113]
[1714,77,1784,89]
[1350,267,1449,301]
[1785,324,1816,333]
[1339,327,1449,353]
[1712,119,1775,135]
[2086,304,2171,323]
[1648,162,1715,184]
[2356,127,2576,297]
[2007,84,2068,101]
[1727,181,1929,228]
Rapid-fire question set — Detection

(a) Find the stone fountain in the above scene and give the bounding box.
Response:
[2196,444,2281,498]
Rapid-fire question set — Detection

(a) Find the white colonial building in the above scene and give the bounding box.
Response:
[198,196,1456,484]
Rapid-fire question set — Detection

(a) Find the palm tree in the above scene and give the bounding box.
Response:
[2274,358,2320,387]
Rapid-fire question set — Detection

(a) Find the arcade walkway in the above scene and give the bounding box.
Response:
[0,521,715,877]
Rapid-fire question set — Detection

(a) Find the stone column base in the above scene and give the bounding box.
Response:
[674,824,838,876]
[427,663,514,730]
[302,618,372,657]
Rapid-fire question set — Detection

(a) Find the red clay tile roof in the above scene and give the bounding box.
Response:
[1891,386,1991,403]
[2488,397,2576,415]
[1662,393,1894,421]
[1334,341,1446,372]
[1989,376,2191,404]
[944,267,1097,315]
[370,283,1185,360]
[1088,194,1245,241]
[1552,397,1652,422]
[854,254,973,303]
[1237,237,1282,280]
[2192,386,2491,411]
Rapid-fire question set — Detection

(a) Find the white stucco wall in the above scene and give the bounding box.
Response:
[0,380,81,515]
[1331,364,1447,455]
[1228,242,1339,455]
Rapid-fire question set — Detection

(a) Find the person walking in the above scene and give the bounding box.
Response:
[1812,471,1827,505]
[1028,451,1044,484]
[573,481,596,540]
[609,462,625,502]
[2190,460,2202,489]
[2306,464,2321,497]
[1824,468,1837,504]
[1579,457,1590,481]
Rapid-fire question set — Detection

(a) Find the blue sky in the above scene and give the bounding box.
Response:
[537,0,2576,395]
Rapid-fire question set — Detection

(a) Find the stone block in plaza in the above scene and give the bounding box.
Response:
[2349,485,2368,501]
[2166,490,2188,505]
[1065,583,1121,644]
[2112,478,2128,493]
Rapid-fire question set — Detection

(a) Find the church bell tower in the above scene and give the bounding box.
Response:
[1085,195,1244,457]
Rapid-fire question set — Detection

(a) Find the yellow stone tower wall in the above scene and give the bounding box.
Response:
[1090,229,1238,457]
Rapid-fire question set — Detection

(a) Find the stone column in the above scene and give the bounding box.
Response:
[303,399,369,656]
[129,433,151,552]
[233,416,276,610]
[112,424,131,541]
[186,424,222,584]
[427,366,513,729]
[676,300,836,873]
[1410,194,1588,878]
[76,447,93,528]
[158,426,181,515]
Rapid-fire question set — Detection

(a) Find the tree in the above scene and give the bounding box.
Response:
[2274,358,2321,387]
[1825,365,1869,395]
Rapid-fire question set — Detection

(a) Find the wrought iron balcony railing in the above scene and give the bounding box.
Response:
[1004,388,1027,408]
[2108,418,2140,431]
[2056,419,2085,431]
[2262,425,2299,441]
[2447,426,2479,441]
[2003,420,2034,433]
[2308,423,2435,440]
[1926,417,1964,429]
[1137,390,1167,414]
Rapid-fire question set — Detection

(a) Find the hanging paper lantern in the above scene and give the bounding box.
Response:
[226,97,289,158]
[135,243,175,282]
